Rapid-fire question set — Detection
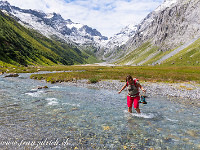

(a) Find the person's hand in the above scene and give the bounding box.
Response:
[142,89,146,92]
[118,91,121,94]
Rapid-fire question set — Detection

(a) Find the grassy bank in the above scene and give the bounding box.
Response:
[20,65,200,84]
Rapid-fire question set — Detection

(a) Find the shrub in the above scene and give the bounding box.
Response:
[88,77,99,83]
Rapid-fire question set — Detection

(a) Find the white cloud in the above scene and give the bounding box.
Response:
[5,0,163,37]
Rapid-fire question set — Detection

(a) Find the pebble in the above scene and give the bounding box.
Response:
[70,107,79,111]
[186,130,198,138]
[37,86,48,89]
[62,80,200,107]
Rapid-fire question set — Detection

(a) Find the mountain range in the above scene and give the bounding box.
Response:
[98,24,137,60]
[114,0,200,66]
[0,0,200,67]
[0,8,97,66]
[0,1,107,46]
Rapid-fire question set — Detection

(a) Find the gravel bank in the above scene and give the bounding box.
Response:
[62,79,200,107]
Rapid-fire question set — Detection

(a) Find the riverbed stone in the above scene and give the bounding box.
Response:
[182,138,190,142]
[197,144,200,149]
[37,86,48,89]
[186,130,198,138]
[102,126,111,131]
[59,78,200,108]
[5,73,19,77]
[70,107,79,111]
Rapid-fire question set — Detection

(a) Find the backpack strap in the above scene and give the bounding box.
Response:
[133,78,138,88]
[127,78,139,88]
[127,78,140,96]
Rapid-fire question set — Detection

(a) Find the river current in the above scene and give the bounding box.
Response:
[0,72,199,149]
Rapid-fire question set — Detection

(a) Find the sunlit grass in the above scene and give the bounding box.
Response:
[24,65,200,84]
[1,65,199,83]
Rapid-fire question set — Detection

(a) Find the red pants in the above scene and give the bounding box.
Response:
[127,95,140,108]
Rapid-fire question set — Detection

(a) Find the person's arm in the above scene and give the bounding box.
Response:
[118,83,127,94]
[138,84,146,92]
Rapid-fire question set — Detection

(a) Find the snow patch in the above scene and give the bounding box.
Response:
[45,13,54,19]
[102,24,137,49]
[66,23,83,30]
[155,0,177,12]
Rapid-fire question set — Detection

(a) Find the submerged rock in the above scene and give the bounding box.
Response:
[186,130,198,138]
[70,107,79,111]
[37,86,48,89]
[5,73,19,77]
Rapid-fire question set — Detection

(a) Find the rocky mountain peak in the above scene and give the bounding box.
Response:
[155,0,177,12]
[0,1,10,5]
[114,0,200,66]
[66,19,73,24]
[126,0,200,50]
[0,1,108,47]
[51,12,63,21]
[0,1,12,11]
[97,23,137,60]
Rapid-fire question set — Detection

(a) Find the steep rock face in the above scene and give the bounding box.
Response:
[113,0,200,66]
[106,24,137,49]
[126,0,200,52]
[99,24,137,61]
[0,1,107,48]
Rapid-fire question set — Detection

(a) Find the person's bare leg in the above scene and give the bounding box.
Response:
[128,107,132,113]
[135,108,141,114]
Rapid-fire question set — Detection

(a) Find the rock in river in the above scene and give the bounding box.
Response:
[5,73,19,77]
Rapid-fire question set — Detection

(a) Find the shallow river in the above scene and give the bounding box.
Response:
[0,72,199,149]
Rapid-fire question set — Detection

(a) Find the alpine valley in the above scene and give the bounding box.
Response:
[107,0,200,66]
[0,0,200,67]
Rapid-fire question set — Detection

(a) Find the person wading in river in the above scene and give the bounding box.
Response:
[118,75,146,113]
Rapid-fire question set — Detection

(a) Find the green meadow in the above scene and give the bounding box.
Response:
[115,37,200,67]
[1,9,199,85]
[1,65,197,84]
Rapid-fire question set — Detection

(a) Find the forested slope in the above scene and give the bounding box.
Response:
[0,10,90,67]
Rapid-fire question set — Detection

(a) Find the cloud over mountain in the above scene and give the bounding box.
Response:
[4,0,163,37]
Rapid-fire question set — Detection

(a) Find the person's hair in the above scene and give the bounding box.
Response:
[126,75,133,82]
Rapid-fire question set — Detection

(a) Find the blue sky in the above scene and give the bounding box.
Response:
[5,0,164,37]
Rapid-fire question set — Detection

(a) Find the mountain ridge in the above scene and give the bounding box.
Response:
[113,0,200,66]
[99,24,137,61]
[0,1,108,48]
[0,9,97,67]
[0,0,199,67]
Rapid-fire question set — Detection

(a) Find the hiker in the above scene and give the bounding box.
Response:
[118,75,146,113]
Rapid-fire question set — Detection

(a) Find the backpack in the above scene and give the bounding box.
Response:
[126,78,139,89]
[126,78,139,92]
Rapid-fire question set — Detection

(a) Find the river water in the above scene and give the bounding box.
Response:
[0,72,199,149]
